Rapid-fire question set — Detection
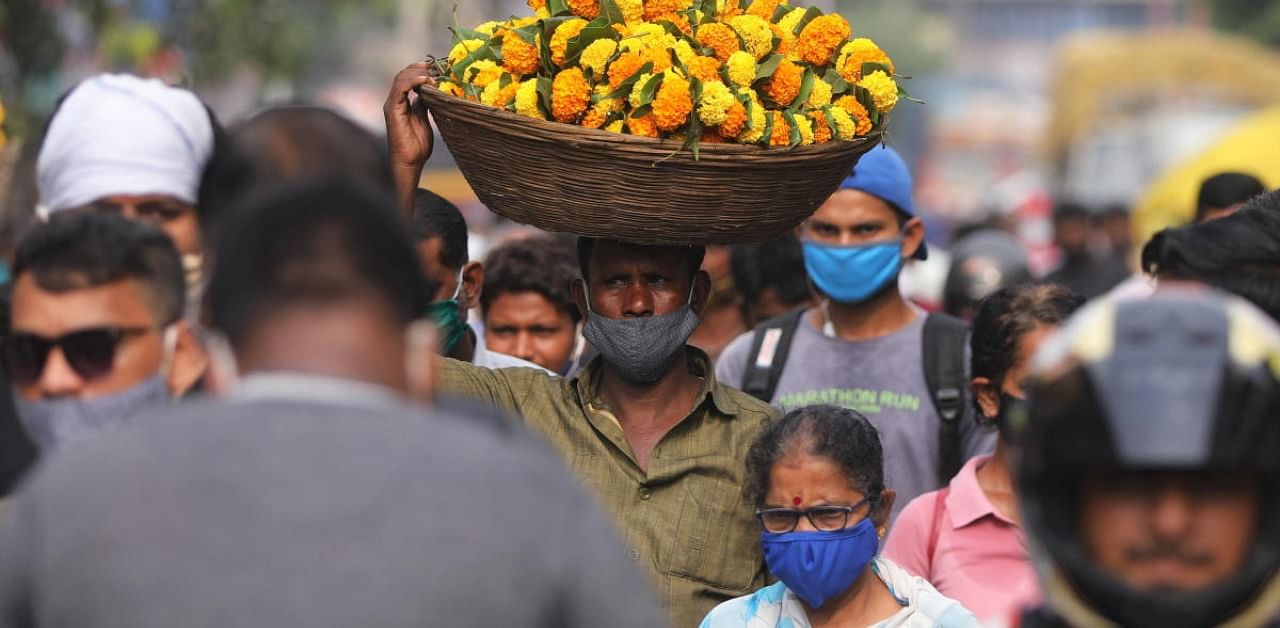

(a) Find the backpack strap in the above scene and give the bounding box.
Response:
[923,312,969,485]
[926,485,952,575]
[740,308,807,403]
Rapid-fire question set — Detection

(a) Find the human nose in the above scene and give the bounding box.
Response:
[621,282,654,317]
[512,332,536,362]
[794,511,819,533]
[38,348,86,397]
[1149,482,1195,540]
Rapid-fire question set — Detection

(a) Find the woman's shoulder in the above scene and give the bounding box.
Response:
[699,581,795,628]
[874,559,981,628]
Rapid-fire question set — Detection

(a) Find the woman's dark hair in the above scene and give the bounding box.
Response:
[744,405,885,514]
[970,283,1084,392]
[1141,206,1280,321]
[482,237,582,322]
[1195,172,1265,221]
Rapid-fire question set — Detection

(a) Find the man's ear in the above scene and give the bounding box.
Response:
[690,270,713,316]
[571,278,590,321]
[167,321,208,397]
[460,261,484,310]
[874,489,897,530]
[971,376,1000,419]
[901,216,925,259]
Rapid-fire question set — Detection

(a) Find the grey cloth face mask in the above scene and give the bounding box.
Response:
[14,373,171,451]
[581,286,701,385]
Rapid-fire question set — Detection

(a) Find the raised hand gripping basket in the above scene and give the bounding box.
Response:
[419,85,880,245]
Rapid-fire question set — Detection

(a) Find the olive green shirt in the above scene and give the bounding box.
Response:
[439,347,777,628]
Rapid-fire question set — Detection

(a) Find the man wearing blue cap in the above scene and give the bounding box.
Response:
[717,145,996,519]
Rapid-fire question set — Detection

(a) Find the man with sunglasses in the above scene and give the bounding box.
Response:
[3,212,204,452]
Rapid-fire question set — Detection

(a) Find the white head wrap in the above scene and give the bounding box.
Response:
[36,73,214,215]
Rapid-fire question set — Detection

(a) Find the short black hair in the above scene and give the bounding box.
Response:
[206,178,431,345]
[481,237,582,322]
[576,237,705,282]
[1053,202,1090,224]
[970,283,1084,396]
[412,188,468,271]
[744,405,886,516]
[1141,207,1280,321]
[1196,172,1265,221]
[731,234,810,315]
[13,212,185,325]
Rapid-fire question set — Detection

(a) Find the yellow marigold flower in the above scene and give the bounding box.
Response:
[747,0,781,20]
[836,38,894,84]
[763,58,802,106]
[726,50,756,87]
[552,67,592,123]
[627,111,659,137]
[502,30,541,76]
[535,7,551,18]
[607,51,647,88]
[481,78,519,108]
[695,22,739,62]
[687,55,722,83]
[719,100,747,138]
[438,80,465,98]
[769,111,791,146]
[550,19,589,67]
[797,14,850,66]
[771,23,795,57]
[643,0,693,21]
[794,113,814,145]
[465,59,504,88]
[618,0,644,24]
[739,94,767,143]
[567,0,599,19]
[810,111,833,143]
[858,70,898,113]
[475,21,501,37]
[448,39,484,66]
[806,76,833,108]
[629,72,655,108]
[828,107,854,139]
[730,15,773,60]
[697,80,734,126]
[718,0,743,20]
[834,95,873,135]
[604,119,625,133]
[581,39,618,77]
[777,7,806,34]
[620,23,666,52]
[514,78,544,119]
[673,40,696,66]
[652,71,693,131]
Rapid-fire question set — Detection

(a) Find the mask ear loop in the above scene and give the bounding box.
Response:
[159,324,180,379]
[204,330,240,392]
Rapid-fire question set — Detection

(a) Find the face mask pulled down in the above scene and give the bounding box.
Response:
[580,284,700,385]
[802,239,904,305]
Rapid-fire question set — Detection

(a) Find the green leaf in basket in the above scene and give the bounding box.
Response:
[511,23,541,45]
[636,72,665,107]
[536,76,554,120]
[782,110,800,147]
[451,43,497,83]
[896,81,925,104]
[631,104,652,118]
[681,113,704,161]
[599,0,626,24]
[699,0,718,19]
[771,3,793,22]
[758,108,774,147]
[792,6,822,35]
[565,20,617,65]
[548,0,572,16]
[821,105,841,139]
[823,67,848,93]
[755,54,783,82]
[789,69,814,114]
[599,60,654,100]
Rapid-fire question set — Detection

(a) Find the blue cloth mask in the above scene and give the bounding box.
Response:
[802,239,903,305]
[14,373,171,451]
[761,518,879,609]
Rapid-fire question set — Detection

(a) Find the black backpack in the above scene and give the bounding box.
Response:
[739,309,969,484]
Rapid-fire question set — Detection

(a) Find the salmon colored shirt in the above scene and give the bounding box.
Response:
[882,455,1040,624]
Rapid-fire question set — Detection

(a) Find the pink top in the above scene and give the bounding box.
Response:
[881,455,1040,624]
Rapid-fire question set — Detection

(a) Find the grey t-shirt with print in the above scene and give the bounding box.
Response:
[716,311,996,521]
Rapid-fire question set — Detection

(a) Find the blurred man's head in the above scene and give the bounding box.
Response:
[206,179,434,398]
[1052,203,1091,258]
[730,234,814,327]
[1195,172,1265,223]
[5,212,202,449]
[411,188,481,359]
[481,237,581,373]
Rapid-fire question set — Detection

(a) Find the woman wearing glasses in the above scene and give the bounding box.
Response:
[701,405,978,628]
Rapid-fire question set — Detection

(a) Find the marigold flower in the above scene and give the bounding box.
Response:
[673,40,696,66]
[806,76,833,108]
[771,23,795,57]
[652,71,693,131]
[514,78,544,119]
[717,0,742,20]
[438,80,465,98]
[834,95,873,135]
[627,111,659,137]
[567,0,599,19]
[776,7,806,34]
[629,72,656,107]
[828,107,854,139]
[747,0,781,20]
[481,77,519,107]
[656,12,692,35]
[581,39,618,77]
[769,111,791,146]
[465,60,504,88]
[726,50,756,87]
[620,23,667,52]
[695,22,740,62]
[551,68,592,122]
[796,14,850,66]
[607,51,646,87]
[501,30,542,76]
[643,0,693,21]
[719,99,747,138]
[526,0,547,11]
[605,119,626,133]
[810,111,833,143]
[475,21,501,37]
[836,38,893,84]
[730,15,773,60]
[700,129,730,143]
[550,19,589,67]
[448,39,485,66]
[697,80,735,126]
[644,44,674,73]
[618,0,644,23]
[687,55,722,83]
[794,113,814,144]
[858,70,898,113]
[763,58,802,106]
[594,85,624,111]
[581,106,610,129]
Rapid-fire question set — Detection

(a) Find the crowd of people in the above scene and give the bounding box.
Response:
[0,64,1278,628]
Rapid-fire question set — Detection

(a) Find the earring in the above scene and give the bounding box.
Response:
[877,526,886,539]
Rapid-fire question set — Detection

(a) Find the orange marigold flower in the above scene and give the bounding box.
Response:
[836,38,894,84]
[652,72,693,131]
[644,45,673,73]
[627,111,659,137]
[687,56,722,83]
[834,95,873,135]
[655,12,693,35]
[527,0,547,10]
[719,100,747,138]
[796,14,850,66]
[581,108,609,129]
[763,58,802,106]
[550,19,589,67]
[769,111,791,146]
[718,0,743,20]
[607,51,647,88]
[771,23,795,57]
[810,111,833,143]
[747,0,780,19]
[695,23,740,62]
[700,129,730,143]
[643,0,693,21]
[502,30,542,76]
[551,68,591,123]
[567,0,600,19]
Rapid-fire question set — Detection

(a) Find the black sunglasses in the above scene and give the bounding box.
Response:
[755,497,872,533]
[2,327,152,386]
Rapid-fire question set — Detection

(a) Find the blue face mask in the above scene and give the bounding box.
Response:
[802,239,903,305]
[761,518,879,609]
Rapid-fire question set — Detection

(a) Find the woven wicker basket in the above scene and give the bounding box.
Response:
[419,85,880,245]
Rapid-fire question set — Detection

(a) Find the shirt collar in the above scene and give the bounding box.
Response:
[573,345,738,417]
[944,454,1015,528]
[231,371,405,410]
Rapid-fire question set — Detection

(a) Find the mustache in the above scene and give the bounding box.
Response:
[1125,542,1215,566]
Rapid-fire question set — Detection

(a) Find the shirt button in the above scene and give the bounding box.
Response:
[629,548,640,561]
[639,487,652,500]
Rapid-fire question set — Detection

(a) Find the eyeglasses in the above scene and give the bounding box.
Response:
[2,327,153,386]
[755,497,872,533]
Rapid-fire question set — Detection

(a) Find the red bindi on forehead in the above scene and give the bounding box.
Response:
[793,496,802,506]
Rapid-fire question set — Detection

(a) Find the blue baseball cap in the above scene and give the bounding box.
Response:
[840,145,927,260]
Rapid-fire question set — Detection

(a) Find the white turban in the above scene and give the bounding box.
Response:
[37,73,214,215]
